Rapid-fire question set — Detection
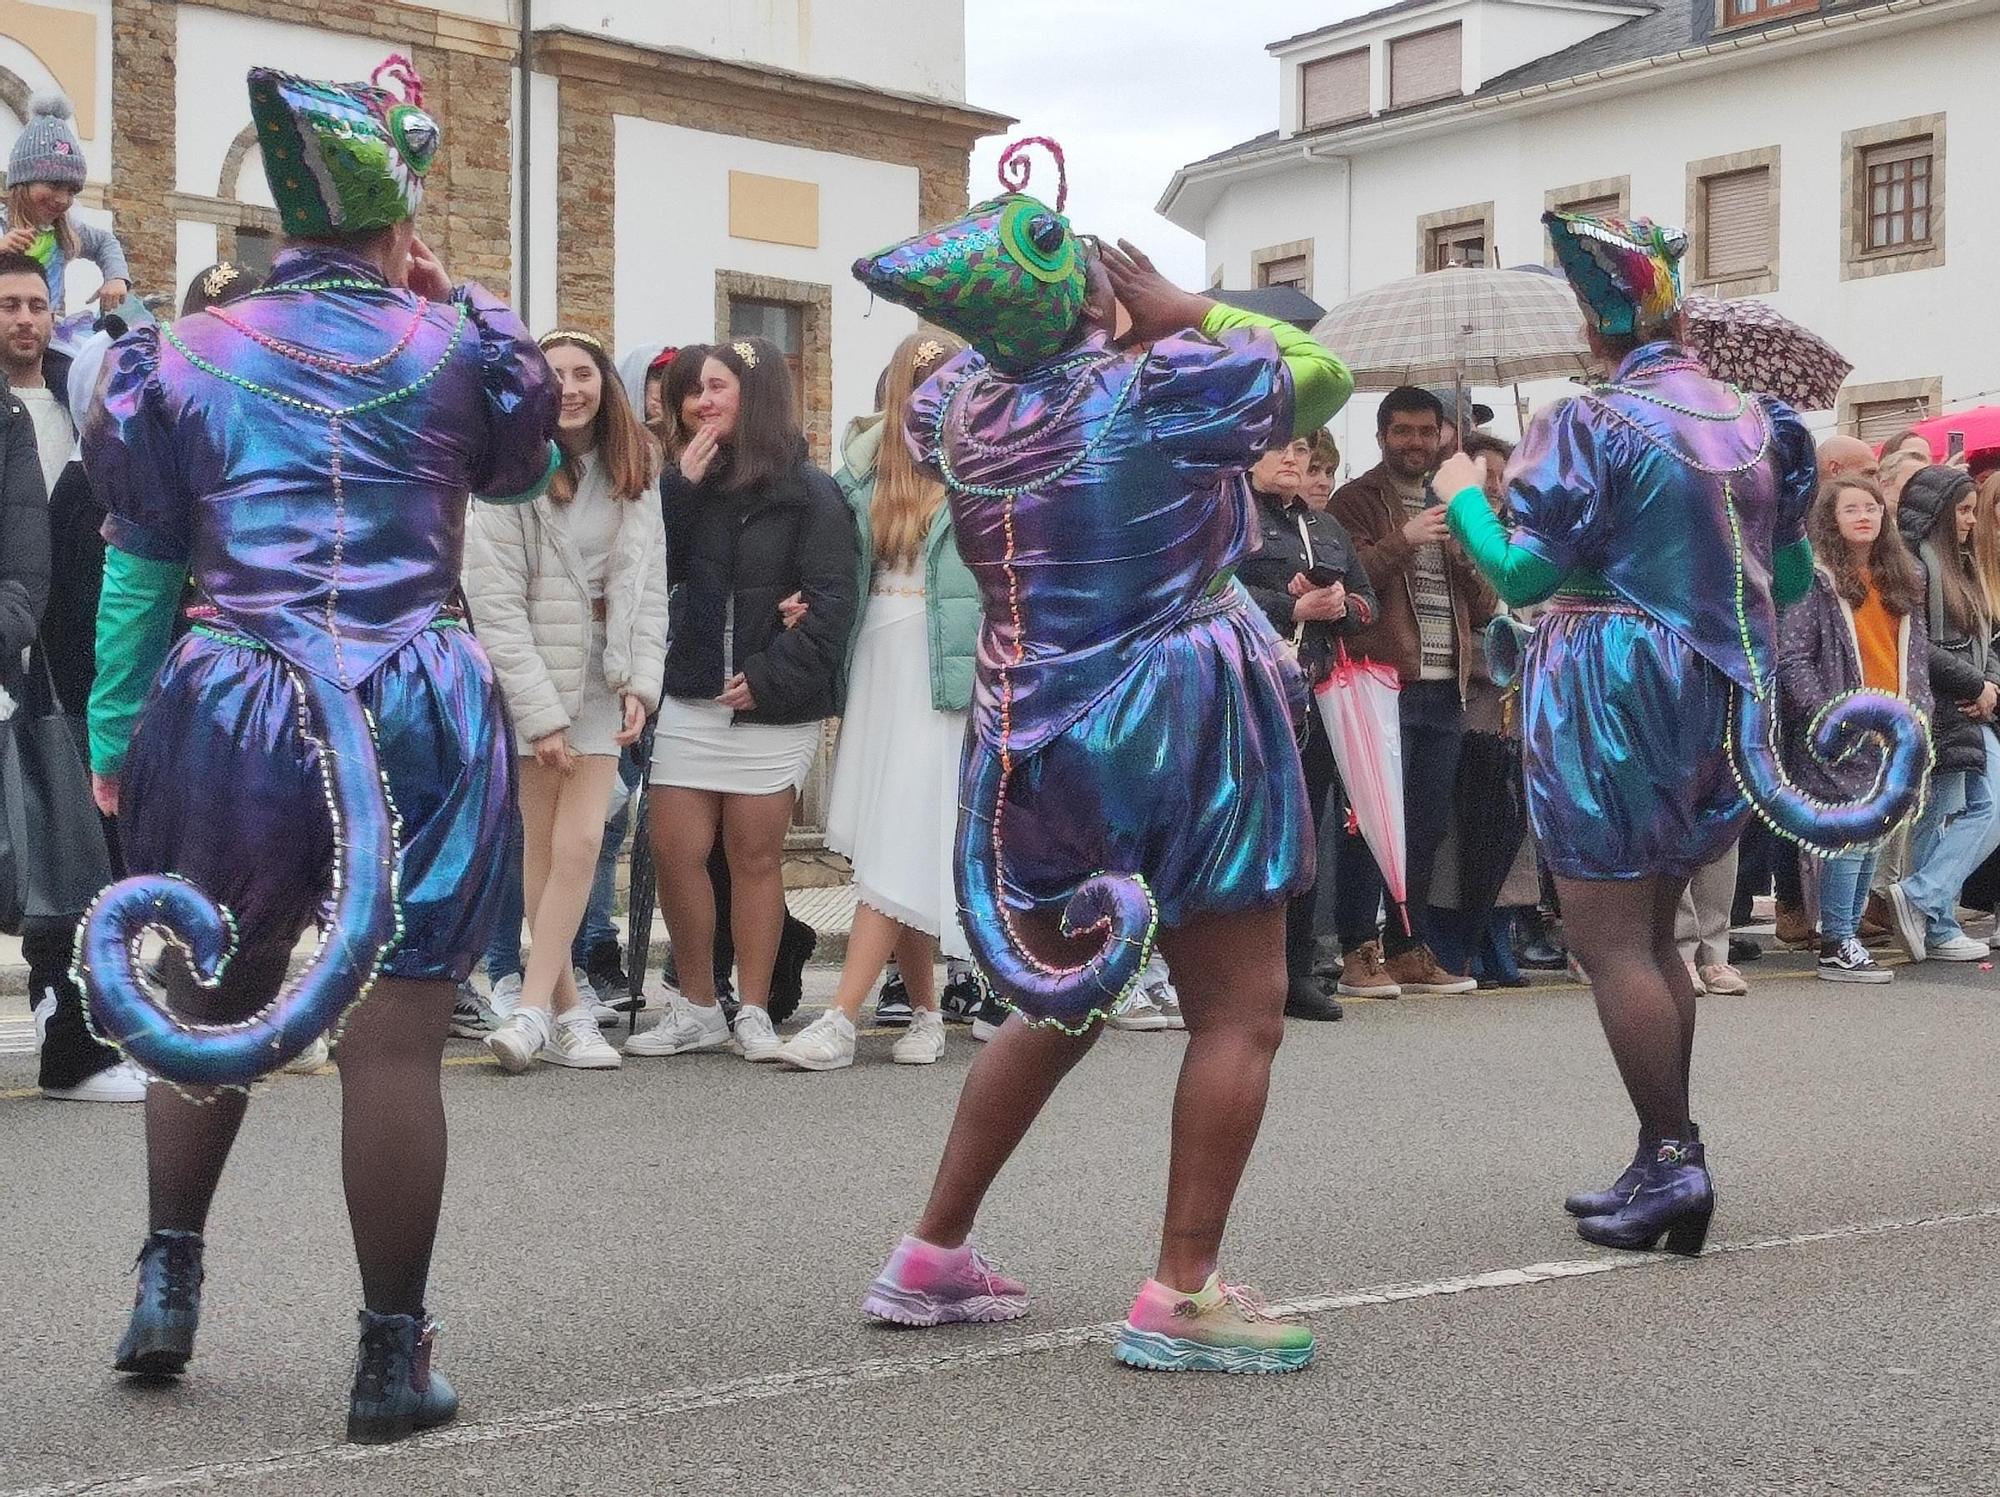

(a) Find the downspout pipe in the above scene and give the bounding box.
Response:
[517,0,534,325]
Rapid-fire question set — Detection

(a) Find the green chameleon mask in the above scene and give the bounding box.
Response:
[852,137,1087,375]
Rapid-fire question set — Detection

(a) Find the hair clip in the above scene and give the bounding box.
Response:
[539,328,605,354]
[913,339,946,370]
[202,264,241,299]
[732,340,759,369]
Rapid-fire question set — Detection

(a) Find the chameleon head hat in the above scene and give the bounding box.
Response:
[1543,209,1688,339]
[852,137,1088,374]
[248,55,439,238]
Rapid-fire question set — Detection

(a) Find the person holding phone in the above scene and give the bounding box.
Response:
[1238,432,1376,1021]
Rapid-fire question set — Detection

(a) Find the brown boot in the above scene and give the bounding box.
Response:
[1336,941,1401,998]
[1383,945,1477,995]
[1774,904,1817,949]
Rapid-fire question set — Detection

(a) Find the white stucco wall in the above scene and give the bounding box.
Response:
[611,115,920,442]
[1195,7,2000,471]
[534,0,967,103]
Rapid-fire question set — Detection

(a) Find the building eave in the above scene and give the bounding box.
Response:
[532,27,1015,146]
[1166,0,1988,226]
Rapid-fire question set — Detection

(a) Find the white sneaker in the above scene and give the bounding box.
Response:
[892,1009,947,1065]
[488,972,524,1018]
[574,967,619,1026]
[776,1010,856,1071]
[283,1035,331,1074]
[732,1004,784,1061]
[1107,986,1172,1031]
[41,1057,149,1103]
[485,1008,552,1073]
[1149,980,1185,1031]
[623,993,731,1057]
[1928,933,1988,962]
[542,1014,623,1069]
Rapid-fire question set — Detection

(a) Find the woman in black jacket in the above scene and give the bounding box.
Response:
[1237,432,1378,1022]
[629,336,859,1063]
[1885,464,1999,962]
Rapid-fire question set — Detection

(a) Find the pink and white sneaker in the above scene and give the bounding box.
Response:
[862,1235,1030,1327]
[1114,1273,1315,1374]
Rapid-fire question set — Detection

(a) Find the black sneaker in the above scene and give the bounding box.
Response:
[940,967,984,1024]
[1727,935,1764,966]
[585,939,639,1010]
[1817,936,1892,985]
[874,967,915,1027]
[970,980,1008,1041]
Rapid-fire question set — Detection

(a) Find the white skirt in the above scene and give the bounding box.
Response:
[517,619,623,759]
[824,581,970,959]
[649,693,822,796]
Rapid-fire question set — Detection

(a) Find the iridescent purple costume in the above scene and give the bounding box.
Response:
[910,326,1314,1022]
[1508,343,1816,878]
[80,245,555,1079]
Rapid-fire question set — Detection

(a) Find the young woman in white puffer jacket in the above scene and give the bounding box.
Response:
[466,330,670,1073]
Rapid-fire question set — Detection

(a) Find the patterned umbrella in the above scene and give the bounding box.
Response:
[1312,267,1594,390]
[1682,297,1852,412]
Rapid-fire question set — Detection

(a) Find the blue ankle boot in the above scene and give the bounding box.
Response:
[1564,1124,1701,1217]
[114,1230,204,1376]
[347,1310,459,1444]
[1575,1139,1715,1256]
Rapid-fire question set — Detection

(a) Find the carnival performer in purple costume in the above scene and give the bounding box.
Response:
[77,60,556,1442]
[849,142,1353,1374]
[1438,212,1927,1255]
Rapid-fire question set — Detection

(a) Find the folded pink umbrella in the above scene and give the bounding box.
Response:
[1314,646,1409,935]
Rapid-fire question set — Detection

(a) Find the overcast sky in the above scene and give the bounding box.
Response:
[963,1,1376,288]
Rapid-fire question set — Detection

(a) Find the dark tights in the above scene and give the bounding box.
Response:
[145,942,453,1316]
[1555,875,1697,1141]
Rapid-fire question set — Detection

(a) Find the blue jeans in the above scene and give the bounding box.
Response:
[483,750,641,982]
[1820,850,1878,944]
[1902,729,2000,944]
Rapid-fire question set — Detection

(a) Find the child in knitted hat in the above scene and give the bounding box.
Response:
[1,93,129,312]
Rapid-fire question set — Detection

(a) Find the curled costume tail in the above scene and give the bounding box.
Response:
[1729,684,1930,856]
[77,669,400,1088]
[956,747,1156,1034]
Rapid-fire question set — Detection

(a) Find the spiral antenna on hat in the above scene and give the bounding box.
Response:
[997,136,1068,213]
[370,53,425,106]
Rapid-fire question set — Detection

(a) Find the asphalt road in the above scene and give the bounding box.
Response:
[4,951,1998,1496]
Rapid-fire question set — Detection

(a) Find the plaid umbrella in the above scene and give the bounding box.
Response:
[1682,297,1852,412]
[1312,267,1594,390]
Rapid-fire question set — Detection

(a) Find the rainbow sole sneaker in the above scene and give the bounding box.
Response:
[1113,1274,1315,1375]
[862,1235,1030,1327]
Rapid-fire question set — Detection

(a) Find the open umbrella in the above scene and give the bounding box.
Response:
[1312,267,1594,391]
[1314,646,1409,935]
[1210,285,1326,332]
[1681,297,1852,412]
[1905,407,2000,467]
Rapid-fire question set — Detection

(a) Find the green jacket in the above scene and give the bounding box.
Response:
[835,413,980,713]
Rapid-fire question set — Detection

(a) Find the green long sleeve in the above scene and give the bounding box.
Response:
[89,546,186,775]
[1200,302,1354,438]
[1774,536,1813,608]
[1446,487,1566,608]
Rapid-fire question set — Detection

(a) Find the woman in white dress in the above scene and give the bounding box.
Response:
[466,331,668,1073]
[776,332,980,1072]
[625,338,860,1062]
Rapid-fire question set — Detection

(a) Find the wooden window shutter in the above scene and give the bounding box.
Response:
[1854,398,1931,443]
[1701,167,1773,279]
[1390,25,1462,109]
[1562,195,1623,222]
[1301,50,1369,129]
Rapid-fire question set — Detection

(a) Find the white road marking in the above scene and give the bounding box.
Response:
[9,1202,1998,1497]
